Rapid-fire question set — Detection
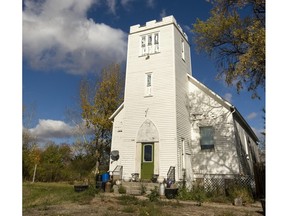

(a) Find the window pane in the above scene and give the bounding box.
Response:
[144,145,153,162]
[200,127,214,149]
[147,74,151,87]
[148,35,152,45]
[141,36,146,47]
[154,33,159,44]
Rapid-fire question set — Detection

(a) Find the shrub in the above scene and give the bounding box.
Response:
[177,186,193,200]
[191,185,206,205]
[148,186,159,202]
[177,184,206,205]
[227,184,254,204]
[118,185,126,194]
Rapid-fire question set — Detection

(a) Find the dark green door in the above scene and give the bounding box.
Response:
[141,143,154,180]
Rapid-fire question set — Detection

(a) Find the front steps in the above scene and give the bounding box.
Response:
[120,182,159,195]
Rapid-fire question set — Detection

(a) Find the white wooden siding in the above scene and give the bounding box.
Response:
[109,15,259,183]
[188,81,240,176]
[114,19,179,179]
[173,26,193,180]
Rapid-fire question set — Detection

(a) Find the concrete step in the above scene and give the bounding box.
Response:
[120,182,159,195]
[127,189,142,196]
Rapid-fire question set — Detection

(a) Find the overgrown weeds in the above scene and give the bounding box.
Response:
[147,186,160,202]
[23,182,98,209]
[117,195,172,216]
[226,184,254,204]
[176,182,255,205]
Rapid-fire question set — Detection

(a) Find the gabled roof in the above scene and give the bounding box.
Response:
[187,74,259,143]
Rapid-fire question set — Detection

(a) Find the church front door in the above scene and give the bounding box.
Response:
[141,143,154,180]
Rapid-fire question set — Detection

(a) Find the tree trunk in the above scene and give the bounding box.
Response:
[95,149,100,175]
[32,164,37,183]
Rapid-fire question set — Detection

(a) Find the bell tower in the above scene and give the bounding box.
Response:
[112,16,193,181]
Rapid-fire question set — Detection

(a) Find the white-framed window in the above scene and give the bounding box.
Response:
[140,32,160,56]
[148,34,152,54]
[145,72,153,96]
[141,36,146,55]
[181,38,185,60]
[154,33,159,52]
[199,126,214,150]
[143,144,153,162]
[148,34,152,46]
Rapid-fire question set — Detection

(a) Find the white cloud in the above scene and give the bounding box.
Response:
[29,119,74,139]
[223,93,232,103]
[147,0,155,8]
[160,9,166,18]
[121,0,134,7]
[106,0,117,14]
[247,112,257,120]
[183,25,192,33]
[23,0,127,74]
[29,119,93,141]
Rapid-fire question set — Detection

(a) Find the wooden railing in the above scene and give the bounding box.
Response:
[112,165,123,180]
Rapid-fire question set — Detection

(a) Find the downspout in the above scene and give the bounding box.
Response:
[230,106,236,116]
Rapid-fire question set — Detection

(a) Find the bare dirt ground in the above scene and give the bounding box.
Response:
[23,193,264,216]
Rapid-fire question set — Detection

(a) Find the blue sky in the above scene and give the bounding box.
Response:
[22,0,265,145]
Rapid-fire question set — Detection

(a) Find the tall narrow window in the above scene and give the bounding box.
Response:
[141,36,146,55]
[181,38,185,60]
[200,126,214,150]
[154,33,159,44]
[154,33,159,53]
[145,73,152,96]
[143,144,153,162]
[147,74,151,87]
[148,34,152,54]
[148,35,152,46]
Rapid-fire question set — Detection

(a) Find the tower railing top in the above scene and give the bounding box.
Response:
[130,15,188,41]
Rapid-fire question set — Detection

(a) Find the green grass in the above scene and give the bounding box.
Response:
[23,182,98,209]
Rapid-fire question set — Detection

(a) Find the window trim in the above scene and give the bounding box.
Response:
[139,32,160,57]
[143,144,153,163]
[199,126,215,150]
[145,72,153,97]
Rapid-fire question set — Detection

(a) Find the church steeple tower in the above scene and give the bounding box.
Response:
[111,16,192,181]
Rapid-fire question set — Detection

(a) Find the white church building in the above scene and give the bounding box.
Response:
[109,16,260,184]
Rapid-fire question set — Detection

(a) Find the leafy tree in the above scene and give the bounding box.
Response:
[80,63,124,175]
[193,0,265,99]
[22,104,39,181]
[22,128,38,181]
[37,142,72,182]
